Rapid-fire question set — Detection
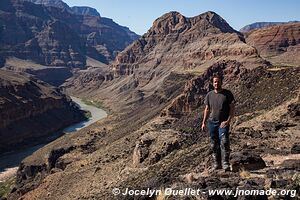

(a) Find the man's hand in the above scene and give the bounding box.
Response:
[201,122,206,131]
[220,121,229,128]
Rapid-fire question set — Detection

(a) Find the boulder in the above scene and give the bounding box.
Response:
[291,143,300,154]
[231,151,266,172]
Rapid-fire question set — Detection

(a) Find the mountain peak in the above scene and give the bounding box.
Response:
[240,21,300,33]
[148,11,188,35]
[24,0,70,9]
[71,6,101,17]
[192,11,236,33]
[147,11,236,36]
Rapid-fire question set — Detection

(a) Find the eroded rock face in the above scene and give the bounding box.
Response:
[291,143,300,154]
[0,0,139,68]
[64,11,265,113]
[245,22,300,66]
[288,95,300,120]
[24,0,70,10]
[112,11,262,77]
[0,69,85,153]
[231,151,266,172]
[71,6,100,17]
[133,130,182,167]
[239,21,299,33]
[0,0,86,68]
[7,11,300,200]
[166,60,247,116]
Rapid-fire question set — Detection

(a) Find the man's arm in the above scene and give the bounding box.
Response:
[201,105,210,131]
[220,103,235,128]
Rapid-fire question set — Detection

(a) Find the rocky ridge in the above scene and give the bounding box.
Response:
[8,63,300,200]
[64,11,266,112]
[5,11,300,200]
[245,22,300,66]
[0,69,86,154]
[71,6,100,17]
[239,21,299,33]
[0,0,139,69]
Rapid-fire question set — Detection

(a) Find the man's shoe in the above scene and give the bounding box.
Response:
[223,164,230,172]
[213,164,222,170]
[212,153,222,170]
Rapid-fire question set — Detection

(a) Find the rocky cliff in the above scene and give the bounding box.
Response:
[0,0,86,68]
[24,0,70,10]
[0,69,86,154]
[64,11,266,112]
[0,0,139,69]
[71,6,100,17]
[245,22,300,66]
[6,11,300,200]
[9,63,300,200]
[239,21,299,33]
[112,11,262,77]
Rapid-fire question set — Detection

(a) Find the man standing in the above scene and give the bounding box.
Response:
[201,74,235,171]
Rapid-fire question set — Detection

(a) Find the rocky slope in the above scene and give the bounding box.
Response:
[245,22,300,66]
[0,0,86,68]
[8,64,300,200]
[64,11,266,112]
[0,69,86,154]
[71,6,100,17]
[239,21,299,33]
[24,0,70,10]
[0,0,139,69]
[6,12,300,200]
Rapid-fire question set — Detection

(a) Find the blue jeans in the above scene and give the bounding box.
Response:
[207,120,230,141]
[207,119,230,168]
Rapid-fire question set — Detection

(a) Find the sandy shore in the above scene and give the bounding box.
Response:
[0,167,18,182]
[0,97,107,183]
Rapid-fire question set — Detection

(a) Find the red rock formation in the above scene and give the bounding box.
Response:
[0,0,139,68]
[112,11,263,77]
[166,60,247,116]
[65,11,266,113]
[246,22,300,66]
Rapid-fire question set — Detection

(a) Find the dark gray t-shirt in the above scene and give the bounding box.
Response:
[204,89,235,122]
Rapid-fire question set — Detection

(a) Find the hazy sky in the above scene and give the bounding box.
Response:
[63,0,300,35]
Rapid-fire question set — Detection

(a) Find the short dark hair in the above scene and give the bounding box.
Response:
[212,73,223,82]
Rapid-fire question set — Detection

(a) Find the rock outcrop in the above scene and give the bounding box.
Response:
[0,0,86,68]
[24,0,70,10]
[112,11,263,77]
[6,11,300,200]
[245,22,300,66]
[0,0,139,69]
[71,6,100,17]
[239,21,299,33]
[0,69,86,154]
[64,11,266,113]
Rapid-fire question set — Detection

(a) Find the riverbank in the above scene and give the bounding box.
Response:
[0,96,107,188]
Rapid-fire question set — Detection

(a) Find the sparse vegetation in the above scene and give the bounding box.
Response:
[0,177,15,199]
[239,168,251,179]
[178,127,194,134]
[83,110,92,119]
[82,99,111,115]
[82,99,104,109]
[292,172,300,186]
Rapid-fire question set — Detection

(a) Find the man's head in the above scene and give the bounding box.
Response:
[212,74,223,90]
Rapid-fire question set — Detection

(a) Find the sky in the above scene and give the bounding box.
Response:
[63,0,300,35]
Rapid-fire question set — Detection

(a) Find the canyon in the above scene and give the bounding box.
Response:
[0,1,299,199]
[0,69,86,154]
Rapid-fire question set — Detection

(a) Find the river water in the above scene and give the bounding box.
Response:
[0,97,107,182]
